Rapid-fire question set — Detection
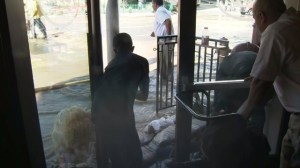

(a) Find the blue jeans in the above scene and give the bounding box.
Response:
[34,18,47,38]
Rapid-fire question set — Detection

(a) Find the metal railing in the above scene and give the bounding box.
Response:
[155,36,230,113]
[194,37,230,82]
[176,80,250,119]
[173,80,250,166]
[193,37,230,113]
[156,35,178,113]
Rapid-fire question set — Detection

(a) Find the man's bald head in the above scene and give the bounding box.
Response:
[253,0,286,32]
[254,0,286,18]
[113,33,134,54]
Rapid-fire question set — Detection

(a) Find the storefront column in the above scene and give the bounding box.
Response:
[106,0,119,63]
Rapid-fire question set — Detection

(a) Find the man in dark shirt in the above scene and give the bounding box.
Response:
[92,33,149,168]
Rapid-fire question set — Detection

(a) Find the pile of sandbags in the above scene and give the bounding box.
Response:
[52,106,96,168]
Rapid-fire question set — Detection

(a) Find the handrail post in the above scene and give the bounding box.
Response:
[175,0,197,164]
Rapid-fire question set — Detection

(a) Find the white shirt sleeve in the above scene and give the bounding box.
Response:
[155,7,171,24]
[154,7,174,36]
[250,28,282,81]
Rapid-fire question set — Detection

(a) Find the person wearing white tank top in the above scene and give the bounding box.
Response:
[151,0,175,80]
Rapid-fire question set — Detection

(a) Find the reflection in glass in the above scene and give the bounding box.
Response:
[23,0,94,167]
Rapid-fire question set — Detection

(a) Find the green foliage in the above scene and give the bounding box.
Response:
[126,0,138,5]
[164,1,177,11]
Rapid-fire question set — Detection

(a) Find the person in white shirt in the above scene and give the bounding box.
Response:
[151,0,175,80]
[151,0,174,37]
[237,0,300,167]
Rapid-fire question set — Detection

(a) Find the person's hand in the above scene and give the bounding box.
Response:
[236,100,251,119]
[150,32,155,37]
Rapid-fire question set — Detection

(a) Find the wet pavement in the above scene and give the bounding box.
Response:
[29,7,253,88]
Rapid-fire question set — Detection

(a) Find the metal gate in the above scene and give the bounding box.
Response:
[194,37,230,82]
[193,37,230,113]
[155,36,230,113]
[156,35,178,113]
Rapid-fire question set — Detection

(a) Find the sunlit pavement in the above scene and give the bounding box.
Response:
[29,7,254,89]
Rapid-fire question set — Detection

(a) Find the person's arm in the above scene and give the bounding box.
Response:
[237,77,273,119]
[136,75,149,101]
[164,18,172,35]
[136,60,150,101]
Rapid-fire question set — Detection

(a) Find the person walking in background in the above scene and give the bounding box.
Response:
[151,0,175,81]
[32,0,47,39]
[237,0,300,167]
[151,0,174,37]
[92,33,149,168]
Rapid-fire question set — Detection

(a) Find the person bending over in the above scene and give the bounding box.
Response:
[237,0,300,167]
[92,33,149,168]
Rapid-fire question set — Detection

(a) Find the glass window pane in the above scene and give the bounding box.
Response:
[21,0,257,167]
[23,0,95,167]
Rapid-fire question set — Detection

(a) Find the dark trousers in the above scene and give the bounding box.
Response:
[33,18,47,38]
[95,116,142,168]
[160,44,174,80]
